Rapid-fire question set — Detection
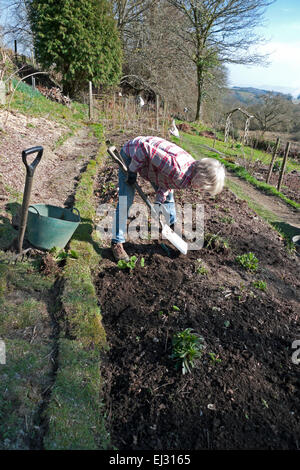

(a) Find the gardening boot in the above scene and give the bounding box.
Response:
[111,242,130,262]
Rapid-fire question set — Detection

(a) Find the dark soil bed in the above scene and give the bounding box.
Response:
[94,158,300,450]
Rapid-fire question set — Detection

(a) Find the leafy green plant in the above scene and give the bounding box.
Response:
[49,247,79,261]
[262,399,269,409]
[285,239,296,255]
[252,280,267,291]
[208,352,222,364]
[172,305,180,312]
[117,255,137,270]
[196,259,208,275]
[272,161,280,173]
[117,256,145,270]
[171,328,205,375]
[100,181,115,195]
[218,215,234,224]
[204,233,230,252]
[236,252,259,272]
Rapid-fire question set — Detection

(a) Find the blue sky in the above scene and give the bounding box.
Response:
[1,0,299,97]
[227,0,300,97]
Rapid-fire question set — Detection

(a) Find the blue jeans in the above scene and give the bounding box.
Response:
[112,150,176,243]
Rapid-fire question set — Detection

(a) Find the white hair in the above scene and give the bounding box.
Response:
[192,158,225,196]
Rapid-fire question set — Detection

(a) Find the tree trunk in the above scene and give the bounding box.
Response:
[195,64,204,121]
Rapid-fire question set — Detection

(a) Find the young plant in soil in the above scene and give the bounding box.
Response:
[208,352,222,364]
[196,259,208,275]
[117,256,145,271]
[252,280,267,291]
[218,215,235,224]
[236,252,259,272]
[100,181,115,195]
[204,233,230,253]
[40,248,79,275]
[171,328,205,375]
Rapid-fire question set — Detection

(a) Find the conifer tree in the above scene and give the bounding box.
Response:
[27,0,122,97]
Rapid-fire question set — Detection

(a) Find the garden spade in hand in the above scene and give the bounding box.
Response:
[107,145,188,255]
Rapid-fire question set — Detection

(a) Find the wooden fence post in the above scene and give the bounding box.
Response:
[156,94,159,132]
[88,81,93,120]
[266,137,280,184]
[162,100,168,138]
[277,141,290,192]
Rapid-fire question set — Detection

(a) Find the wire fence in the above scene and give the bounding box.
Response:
[91,91,173,138]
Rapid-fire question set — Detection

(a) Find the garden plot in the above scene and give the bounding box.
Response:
[94,161,300,450]
[248,163,300,204]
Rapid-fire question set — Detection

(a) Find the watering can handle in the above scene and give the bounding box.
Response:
[22,146,43,177]
[28,205,40,216]
[71,207,80,219]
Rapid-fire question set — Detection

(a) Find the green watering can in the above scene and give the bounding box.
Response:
[18,146,80,252]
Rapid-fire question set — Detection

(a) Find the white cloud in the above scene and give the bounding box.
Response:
[227,41,300,96]
[262,41,300,65]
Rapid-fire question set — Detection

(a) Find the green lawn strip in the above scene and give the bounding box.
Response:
[0,220,17,251]
[43,339,109,450]
[177,124,300,172]
[0,258,55,449]
[0,339,52,450]
[178,133,300,210]
[43,135,109,450]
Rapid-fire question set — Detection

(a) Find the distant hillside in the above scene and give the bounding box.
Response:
[225,86,293,106]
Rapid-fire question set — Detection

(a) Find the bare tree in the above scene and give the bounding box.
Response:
[112,0,154,44]
[167,0,274,120]
[120,1,200,115]
[0,0,32,53]
[248,93,294,136]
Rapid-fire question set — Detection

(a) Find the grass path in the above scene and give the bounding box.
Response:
[178,134,300,242]
[226,173,300,232]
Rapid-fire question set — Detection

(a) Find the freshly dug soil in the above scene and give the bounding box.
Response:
[94,162,300,450]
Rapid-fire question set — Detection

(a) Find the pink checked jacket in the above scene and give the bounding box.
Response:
[122,136,196,203]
